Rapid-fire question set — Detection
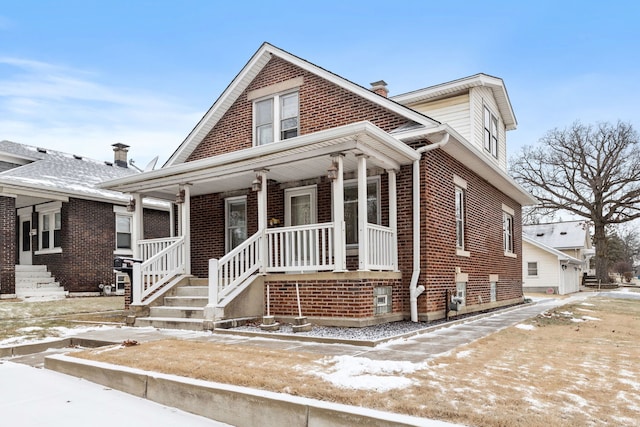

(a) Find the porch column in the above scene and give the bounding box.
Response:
[256,170,268,273]
[331,154,346,272]
[357,154,369,271]
[132,193,143,260]
[388,169,398,271]
[179,184,191,275]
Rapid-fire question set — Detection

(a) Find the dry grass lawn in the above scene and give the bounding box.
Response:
[73,296,640,426]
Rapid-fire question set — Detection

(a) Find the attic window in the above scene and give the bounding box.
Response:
[37,147,47,153]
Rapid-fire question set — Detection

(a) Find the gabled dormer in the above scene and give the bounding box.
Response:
[391,74,516,171]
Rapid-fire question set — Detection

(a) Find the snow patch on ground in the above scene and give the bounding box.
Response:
[581,316,601,321]
[455,350,474,358]
[580,302,595,306]
[515,323,536,330]
[0,325,118,347]
[306,355,427,392]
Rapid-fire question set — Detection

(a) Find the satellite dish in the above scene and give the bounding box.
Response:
[143,156,159,172]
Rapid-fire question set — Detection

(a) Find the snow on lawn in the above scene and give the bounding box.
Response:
[515,323,536,330]
[0,324,118,347]
[581,316,601,321]
[306,355,427,392]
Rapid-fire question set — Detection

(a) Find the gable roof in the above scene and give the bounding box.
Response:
[0,140,140,206]
[523,234,583,264]
[391,73,517,130]
[523,221,592,250]
[164,42,441,167]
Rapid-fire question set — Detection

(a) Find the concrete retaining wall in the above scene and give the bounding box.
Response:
[45,354,440,427]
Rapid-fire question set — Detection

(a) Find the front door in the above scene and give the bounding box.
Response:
[285,186,317,267]
[18,208,33,265]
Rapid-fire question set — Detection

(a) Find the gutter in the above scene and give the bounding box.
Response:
[409,133,450,322]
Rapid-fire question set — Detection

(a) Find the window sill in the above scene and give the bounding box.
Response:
[35,248,62,255]
[114,249,134,256]
[504,251,517,259]
[456,249,470,258]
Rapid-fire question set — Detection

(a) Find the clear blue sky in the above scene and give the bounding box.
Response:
[1,0,639,168]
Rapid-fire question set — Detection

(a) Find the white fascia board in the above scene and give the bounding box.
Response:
[102,121,420,193]
[0,186,70,203]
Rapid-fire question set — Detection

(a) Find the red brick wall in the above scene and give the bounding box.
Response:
[0,196,16,295]
[416,149,523,316]
[34,199,169,294]
[186,56,409,161]
[265,276,403,318]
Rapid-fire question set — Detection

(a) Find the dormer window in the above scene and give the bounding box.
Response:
[483,106,498,158]
[254,91,299,145]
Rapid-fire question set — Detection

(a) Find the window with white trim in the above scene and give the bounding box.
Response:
[344,177,380,246]
[503,212,514,254]
[527,262,538,277]
[116,214,132,250]
[455,186,465,249]
[254,91,299,145]
[483,106,498,158]
[225,196,247,252]
[36,202,62,253]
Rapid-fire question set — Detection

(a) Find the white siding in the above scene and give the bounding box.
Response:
[470,87,507,171]
[410,94,471,141]
[522,241,561,291]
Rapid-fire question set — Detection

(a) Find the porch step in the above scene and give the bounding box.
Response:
[15,265,66,301]
[175,286,208,297]
[134,317,205,331]
[164,296,208,307]
[149,306,204,319]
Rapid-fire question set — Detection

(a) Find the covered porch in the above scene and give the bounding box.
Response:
[105,122,420,320]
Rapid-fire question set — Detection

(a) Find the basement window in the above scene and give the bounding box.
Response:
[374,286,392,315]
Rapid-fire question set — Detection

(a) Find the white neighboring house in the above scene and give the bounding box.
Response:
[522,235,582,295]
[522,221,592,295]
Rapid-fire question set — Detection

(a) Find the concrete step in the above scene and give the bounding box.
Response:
[16,289,67,300]
[149,306,204,319]
[15,271,53,279]
[15,265,48,272]
[175,286,208,297]
[134,317,204,331]
[16,280,62,289]
[164,296,208,307]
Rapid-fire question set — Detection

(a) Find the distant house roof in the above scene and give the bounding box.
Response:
[523,221,592,251]
[522,235,582,264]
[0,140,154,206]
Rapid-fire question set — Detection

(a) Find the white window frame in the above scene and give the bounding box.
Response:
[527,262,538,277]
[456,282,467,306]
[115,213,133,251]
[483,105,498,158]
[344,176,381,247]
[503,204,515,257]
[455,186,465,250]
[113,206,134,256]
[225,196,248,253]
[35,201,62,254]
[490,281,497,302]
[253,90,299,146]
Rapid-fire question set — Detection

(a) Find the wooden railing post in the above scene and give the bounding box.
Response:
[204,258,219,321]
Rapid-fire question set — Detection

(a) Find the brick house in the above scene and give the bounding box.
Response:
[0,141,170,300]
[102,43,535,329]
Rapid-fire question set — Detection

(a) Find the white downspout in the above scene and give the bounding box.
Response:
[409,133,450,322]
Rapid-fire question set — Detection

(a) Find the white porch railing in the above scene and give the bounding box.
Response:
[266,223,334,272]
[138,237,182,260]
[212,230,262,304]
[365,223,395,271]
[133,236,185,304]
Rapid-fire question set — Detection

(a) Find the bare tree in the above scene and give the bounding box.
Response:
[510,121,640,283]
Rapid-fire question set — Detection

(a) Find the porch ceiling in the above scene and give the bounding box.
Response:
[101,121,420,200]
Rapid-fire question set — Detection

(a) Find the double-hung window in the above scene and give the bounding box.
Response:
[116,214,132,250]
[483,106,498,158]
[36,202,62,253]
[225,196,247,252]
[503,212,514,254]
[527,262,538,277]
[455,186,465,250]
[344,177,380,246]
[254,91,299,145]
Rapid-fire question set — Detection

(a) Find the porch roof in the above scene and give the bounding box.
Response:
[100,121,420,200]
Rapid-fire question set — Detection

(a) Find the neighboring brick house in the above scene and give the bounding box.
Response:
[103,43,535,328]
[0,141,170,300]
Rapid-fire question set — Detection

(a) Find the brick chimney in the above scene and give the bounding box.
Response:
[370,80,389,97]
[112,143,129,168]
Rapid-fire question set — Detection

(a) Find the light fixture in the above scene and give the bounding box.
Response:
[327,161,338,181]
[251,174,262,192]
[126,198,136,212]
[175,189,185,204]
[562,264,567,271]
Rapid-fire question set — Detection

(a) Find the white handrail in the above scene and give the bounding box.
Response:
[214,230,262,303]
[366,223,395,271]
[134,237,185,304]
[138,237,181,261]
[266,223,334,272]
